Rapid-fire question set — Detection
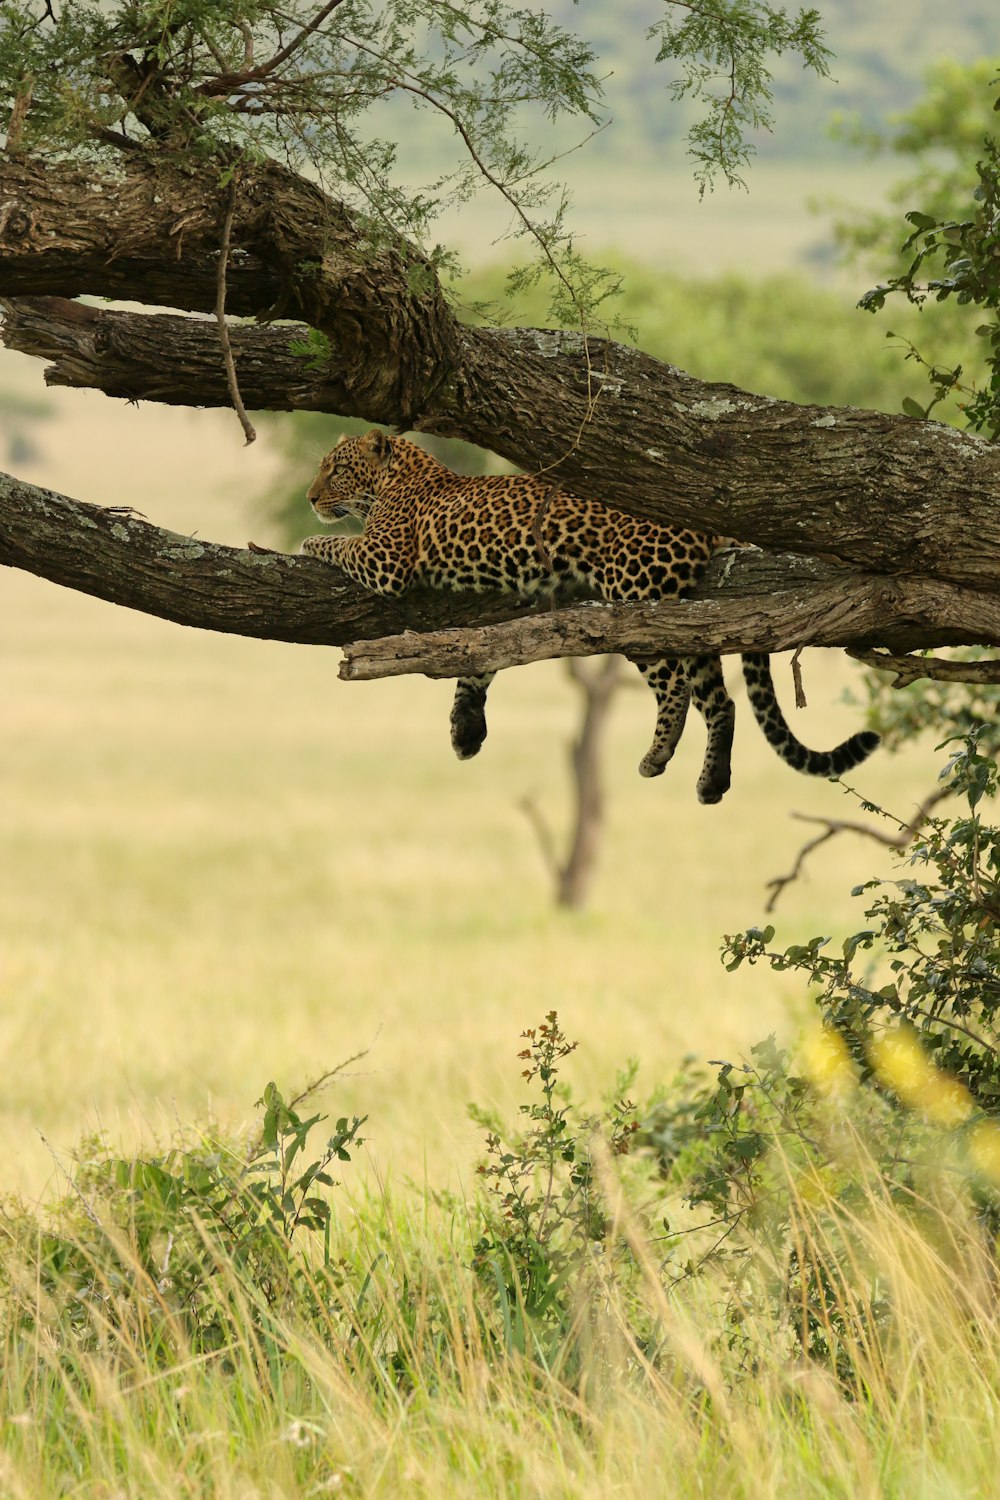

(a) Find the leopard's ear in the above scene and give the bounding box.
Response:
[363,429,393,464]
[335,432,349,447]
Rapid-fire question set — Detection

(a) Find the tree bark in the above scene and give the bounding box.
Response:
[2,151,1000,596]
[0,154,458,423]
[337,567,999,679]
[1,297,349,413]
[0,471,543,644]
[3,472,997,668]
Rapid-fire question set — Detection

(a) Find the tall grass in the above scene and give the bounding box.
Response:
[5,1020,1000,1500]
[4,1086,1000,1499]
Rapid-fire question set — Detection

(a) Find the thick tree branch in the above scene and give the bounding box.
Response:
[0,297,355,412]
[0,471,543,644]
[338,569,1000,680]
[0,153,459,422]
[2,152,1000,589]
[3,471,998,666]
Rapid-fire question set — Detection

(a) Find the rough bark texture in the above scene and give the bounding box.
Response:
[338,567,1000,679]
[3,473,996,669]
[2,152,1000,596]
[0,472,545,643]
[0,154,459,422]
[1,297,350,412]
[1,147,999,669]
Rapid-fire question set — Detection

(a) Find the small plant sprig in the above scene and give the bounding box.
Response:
[31,1079,365,1354]
[471,1010,637,1348]
[248,1080,366,1247]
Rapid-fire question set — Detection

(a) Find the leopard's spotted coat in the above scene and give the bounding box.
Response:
[301,430,878,802]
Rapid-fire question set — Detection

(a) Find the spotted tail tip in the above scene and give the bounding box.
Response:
[828,729,881,776]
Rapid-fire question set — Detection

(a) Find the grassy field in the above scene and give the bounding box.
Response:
[1,380,940,1202]
[4,1149,1000,1500]
[5,1149,1000,1500]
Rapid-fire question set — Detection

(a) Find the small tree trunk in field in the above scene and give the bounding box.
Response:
[521,657,627,909]
[557,656,627,909]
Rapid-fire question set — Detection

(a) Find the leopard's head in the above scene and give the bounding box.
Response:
[306,429,393,522]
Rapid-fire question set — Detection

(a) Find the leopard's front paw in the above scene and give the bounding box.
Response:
[300,535,329,558]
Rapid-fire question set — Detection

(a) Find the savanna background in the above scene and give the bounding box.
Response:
[4,1,1000,1494]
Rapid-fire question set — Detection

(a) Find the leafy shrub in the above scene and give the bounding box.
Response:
[10,1083,365,1358]
[725,732,1000,1117]
[469,1010,639,1362]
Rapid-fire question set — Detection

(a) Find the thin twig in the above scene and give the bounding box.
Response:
[214,176,256,445]
[790,646,807,709]
[204,33,231,73]
[197,0,347,96]
[530,482,559,570]
[287,1037,378,1113]
[6,78,33,151]
[764,824,839,912]
[238,20,255,70]
[38,1131,102,1227]
[249,0,346,77]
[243,1036,379,1162]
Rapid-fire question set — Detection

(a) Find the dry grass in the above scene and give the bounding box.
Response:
[3,1131,1000,1500]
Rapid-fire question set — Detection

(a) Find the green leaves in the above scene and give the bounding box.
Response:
[860,135,1000,440]
[724,732,1000,1116]
[0,2,838,335]
[254,1080,366,1242]
[647,0,832,192]
[472,1010,638,1351]
[25,1076,367,1357]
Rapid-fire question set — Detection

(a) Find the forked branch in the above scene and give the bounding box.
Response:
[764,784,952,912]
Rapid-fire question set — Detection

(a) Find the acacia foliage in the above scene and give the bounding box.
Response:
[0,0,834,323]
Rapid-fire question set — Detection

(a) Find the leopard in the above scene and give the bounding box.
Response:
[301,429,878,803]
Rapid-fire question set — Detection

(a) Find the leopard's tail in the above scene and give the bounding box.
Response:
[741,653,879,777]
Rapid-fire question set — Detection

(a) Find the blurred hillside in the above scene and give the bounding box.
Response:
[550,0,996,163]
[390,2,999,273]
